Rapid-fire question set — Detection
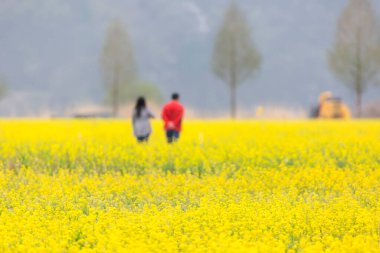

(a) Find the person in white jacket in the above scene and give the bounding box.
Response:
[132,97,154,142]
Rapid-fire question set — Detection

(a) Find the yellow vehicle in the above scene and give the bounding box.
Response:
[317,91,351,119]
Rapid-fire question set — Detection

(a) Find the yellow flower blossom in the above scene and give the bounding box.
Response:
[0,120,379,252]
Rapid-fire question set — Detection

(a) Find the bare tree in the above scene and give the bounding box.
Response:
[101,19,137,117]
[329,0,380,117]
[212,2,261,118]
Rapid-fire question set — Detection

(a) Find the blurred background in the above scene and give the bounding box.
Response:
[0,0,379,118]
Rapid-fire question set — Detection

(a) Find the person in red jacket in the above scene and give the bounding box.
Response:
[162,93,184,143]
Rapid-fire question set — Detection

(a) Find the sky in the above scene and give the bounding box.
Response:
[0,0,380,116]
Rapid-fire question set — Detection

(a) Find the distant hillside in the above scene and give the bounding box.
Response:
[0,0,379,116]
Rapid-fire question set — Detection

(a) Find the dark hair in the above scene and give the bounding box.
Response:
[135,97,146,118]
[172,93,179,100]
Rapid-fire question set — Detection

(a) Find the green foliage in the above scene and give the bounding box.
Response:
[212,2,261,86]
[129,81,163,104]
[104,80,163,105]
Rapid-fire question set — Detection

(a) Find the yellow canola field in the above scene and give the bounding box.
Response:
[0,120,379,252]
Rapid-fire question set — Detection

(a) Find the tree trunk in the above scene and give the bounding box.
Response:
[230,84,237,119]
[354,31,363,118]
[356,91,362,118]
[112,82,119,118]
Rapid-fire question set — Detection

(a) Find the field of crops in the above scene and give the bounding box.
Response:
[0,120,379,252]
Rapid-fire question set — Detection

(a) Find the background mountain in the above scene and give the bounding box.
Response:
[0,0,380,116]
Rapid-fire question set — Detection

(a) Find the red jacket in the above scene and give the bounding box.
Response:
[162,100,184,131]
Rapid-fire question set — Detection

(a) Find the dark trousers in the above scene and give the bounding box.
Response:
[137,135,149,143]
[166,130,179,143]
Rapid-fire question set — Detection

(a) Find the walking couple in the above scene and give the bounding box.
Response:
[132,93,184,143]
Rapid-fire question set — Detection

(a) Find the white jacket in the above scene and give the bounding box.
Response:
[132,108,154,137]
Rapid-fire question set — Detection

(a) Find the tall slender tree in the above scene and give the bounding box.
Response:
[100,19,137,117]
[212,2,261,118]
[329,0,380,117]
